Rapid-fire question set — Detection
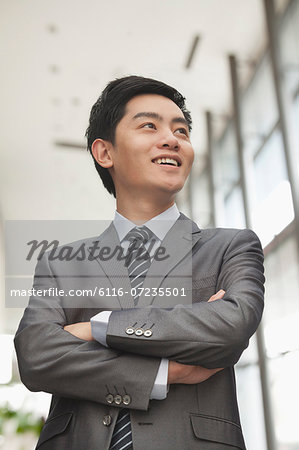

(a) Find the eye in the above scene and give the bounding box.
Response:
[175,127,188,136]
[142,122,156,129]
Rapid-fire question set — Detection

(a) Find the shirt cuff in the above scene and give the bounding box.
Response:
[90,311,112,347]
[150,358,169,400]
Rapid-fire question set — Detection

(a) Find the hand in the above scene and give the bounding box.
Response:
[168,360,223,385]
[208,289,225,302]
[64,322,93,341]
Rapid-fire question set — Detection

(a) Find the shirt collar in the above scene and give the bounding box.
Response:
[113,203,180,242]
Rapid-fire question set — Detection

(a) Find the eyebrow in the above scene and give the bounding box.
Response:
[132,112,189,128]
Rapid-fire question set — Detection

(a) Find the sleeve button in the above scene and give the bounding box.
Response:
[106,393,114,404]
[123,394,131,405]
[114,394,122,405]
[144,329,152,337]
[135,328,143,336]
[126,327,135,335]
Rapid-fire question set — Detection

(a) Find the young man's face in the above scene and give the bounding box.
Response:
[109,94,194,201]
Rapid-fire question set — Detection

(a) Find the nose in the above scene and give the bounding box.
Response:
[157,130,180,150]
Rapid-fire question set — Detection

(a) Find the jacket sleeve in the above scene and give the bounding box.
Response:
[106,229,265,368]
[14,252,161,411]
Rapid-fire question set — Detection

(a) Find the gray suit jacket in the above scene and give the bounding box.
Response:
[14,213,265,450]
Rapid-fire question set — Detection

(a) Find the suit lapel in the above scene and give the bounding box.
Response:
[87,222,135,309]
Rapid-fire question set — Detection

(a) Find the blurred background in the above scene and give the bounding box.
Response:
[1,0,299,448]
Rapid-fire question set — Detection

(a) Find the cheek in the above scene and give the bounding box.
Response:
[183,146,194,168]
[187,149,194,169]
[188,144,195,160]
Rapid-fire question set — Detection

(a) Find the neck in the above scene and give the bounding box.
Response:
[116,194,175,224]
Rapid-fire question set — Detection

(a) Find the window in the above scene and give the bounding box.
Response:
[224,185,246,228]
[280,0,299,95]
[242,55,278,140]
[214,124,239,196]
[191,168,212,228]
[252,129,294,246]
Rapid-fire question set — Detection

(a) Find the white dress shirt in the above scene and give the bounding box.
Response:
[91,203,180,400]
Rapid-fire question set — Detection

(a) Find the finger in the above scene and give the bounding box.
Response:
[208,289,225,302]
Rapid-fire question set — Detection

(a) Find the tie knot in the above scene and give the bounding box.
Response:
[125,226,153,246]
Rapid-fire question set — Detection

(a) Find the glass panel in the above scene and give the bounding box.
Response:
[214,124,239,196]
[280,0,299,94]
[224,185,246,229]
[263,233,299,357]
[269,351,299,449]
[291,94,299,178]
[252,130,294,246]
[242,55,278,142]
[235,364,267,450]
[191,169,212,228]
[263,233,299,449]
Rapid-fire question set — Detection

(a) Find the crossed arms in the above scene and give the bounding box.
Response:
[64,289,225,385]
[14,228,265,411]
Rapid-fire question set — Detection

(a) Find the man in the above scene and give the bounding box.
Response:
[14,76,265,449]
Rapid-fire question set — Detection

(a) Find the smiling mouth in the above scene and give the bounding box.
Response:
[152,157,181,167]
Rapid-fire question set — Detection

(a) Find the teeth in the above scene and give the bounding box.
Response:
[166,158,178,166]
[153,158,179,166]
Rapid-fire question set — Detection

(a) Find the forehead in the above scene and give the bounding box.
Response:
[124,94,185,119]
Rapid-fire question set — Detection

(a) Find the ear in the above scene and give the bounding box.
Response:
[91,139,114,168]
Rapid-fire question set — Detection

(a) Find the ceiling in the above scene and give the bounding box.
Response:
[0,0,288,222]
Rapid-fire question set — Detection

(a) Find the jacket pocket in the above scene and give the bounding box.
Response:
[190,413,246,449]
[36,411,73,449]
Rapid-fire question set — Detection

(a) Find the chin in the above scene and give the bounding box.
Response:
[159,182,184,194]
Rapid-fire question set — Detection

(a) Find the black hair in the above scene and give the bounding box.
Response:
[86,75,192,197]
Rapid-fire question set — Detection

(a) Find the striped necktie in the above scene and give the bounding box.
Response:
[109,226,153,450]
[125,226,153,306]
